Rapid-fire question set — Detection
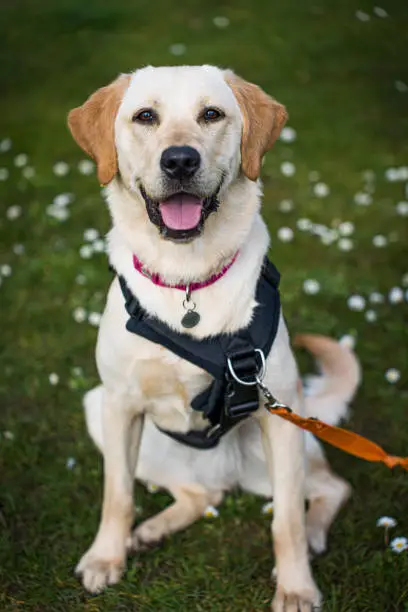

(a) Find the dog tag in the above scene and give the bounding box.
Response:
[181,310,200,328]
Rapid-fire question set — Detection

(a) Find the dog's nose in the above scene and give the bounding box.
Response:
[160,146,201,180]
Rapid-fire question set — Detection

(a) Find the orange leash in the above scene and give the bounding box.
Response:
[264,402,408,471]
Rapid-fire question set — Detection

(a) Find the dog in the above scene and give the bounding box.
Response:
[68,65,360,611]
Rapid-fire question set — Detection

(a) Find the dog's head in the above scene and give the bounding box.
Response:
[68,66,287,244]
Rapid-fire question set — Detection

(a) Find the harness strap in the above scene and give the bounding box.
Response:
[265,403,408,471]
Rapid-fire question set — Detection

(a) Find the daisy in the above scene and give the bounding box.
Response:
[377,516,397,528]
[261,501,274,515]
[385,368,400,384]
[390,537,408,553]
[280,161,296,177]
[277,227,294,242]
[203,505,219,518]
[313,182,330,198]
[49,373,59,385]
[147,482,159,493]
[347,295,366,311]
[303,279,320,295]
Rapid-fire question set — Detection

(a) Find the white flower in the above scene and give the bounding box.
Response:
[53,161,69,176]
[280,127,297,143]
[0,264,12,277]
[308,171,320,182]
[279,199,294,213]
[369,291,384,304]
[354,191,372,206]
[0,168,9,181]
[3,430,15,440]
[389,287,404,304]
[6,205,21,220]
[313,182,330,198]
[311,223,328,237]
[92,238,105,253]
[13,244,25,255]
[53,193,74,207]
[79,244,93,259]
[384,167,398,181]
[395,81,408,93]
[303,279,320,295]
[373,7,388,17]
[347,295,366,311]
[385,368,401,383]
[277,227,294,242]
[203,505,219,518]
[169,43,186,56]
[213,16,230,28]
[49,373,59,385]
[297,218,312,231]
[396,201,408,216]
[73,307,87,323]
[356,10,370,21]
[72,366,83,377]
[75,274,87,285]
[14,153,28,167]
[88,312,102,326]
[47,206,69,221]
[377,516,397,528]
[339,335,356,350]
[338,221,355,236]
[338,238,353,251]
[22,166,35,179]
[261,501,274,515]
[390,537,408,553]
[373,235,387,248]
[84,228,99,242]
[78,159,95,175]
[147,482,159,493]
[66,457,76,469]
[280,161,296,177]
[0,138,12,152]
[365,309,377,322]
[321,230,338,245]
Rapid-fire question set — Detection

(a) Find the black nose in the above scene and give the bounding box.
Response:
[160,146,201,180]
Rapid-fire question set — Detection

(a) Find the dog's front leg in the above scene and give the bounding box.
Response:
[258,382,321,611]
[76,390,143,593]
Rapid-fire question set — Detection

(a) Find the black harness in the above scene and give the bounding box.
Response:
[117,258,281,449]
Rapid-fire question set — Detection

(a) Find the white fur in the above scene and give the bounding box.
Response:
[72,65,360,610]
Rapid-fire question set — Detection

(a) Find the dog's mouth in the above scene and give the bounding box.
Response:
[140,186,220,243]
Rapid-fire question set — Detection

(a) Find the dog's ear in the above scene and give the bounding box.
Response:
[67,74,131,185]
[225,71,288,181]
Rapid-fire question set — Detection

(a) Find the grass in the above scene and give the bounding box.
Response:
[1,0,408,610]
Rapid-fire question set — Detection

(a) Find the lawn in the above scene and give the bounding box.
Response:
[1,0,408,610]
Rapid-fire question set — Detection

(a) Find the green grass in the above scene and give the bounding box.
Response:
[1,1,408,610]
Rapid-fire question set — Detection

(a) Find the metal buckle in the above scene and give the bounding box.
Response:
[227,348,266,386]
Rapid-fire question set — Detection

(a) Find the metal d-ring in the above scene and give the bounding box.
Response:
[227,348,266,386]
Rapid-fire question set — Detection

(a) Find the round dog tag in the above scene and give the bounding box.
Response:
[181,310,201,328]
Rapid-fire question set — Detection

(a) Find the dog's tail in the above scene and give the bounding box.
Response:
[294,334,361,426]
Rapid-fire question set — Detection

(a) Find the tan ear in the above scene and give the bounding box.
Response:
[67,74,131,185]
[225,71,288,181]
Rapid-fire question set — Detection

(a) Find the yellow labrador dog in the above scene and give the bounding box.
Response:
[68,65,360,610]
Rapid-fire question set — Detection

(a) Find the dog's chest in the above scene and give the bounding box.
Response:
[137,348,212,433]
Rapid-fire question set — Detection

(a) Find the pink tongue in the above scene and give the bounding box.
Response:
[159,194,203,230]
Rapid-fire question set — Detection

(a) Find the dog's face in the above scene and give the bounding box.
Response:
[68,65,287,243]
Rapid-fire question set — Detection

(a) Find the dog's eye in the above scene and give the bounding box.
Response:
[202,108,223,122]
[132,109,157,124]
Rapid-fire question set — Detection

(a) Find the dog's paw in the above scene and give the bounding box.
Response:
[127,518,166,552]
[75,549,125,593]
[271,579,321,612]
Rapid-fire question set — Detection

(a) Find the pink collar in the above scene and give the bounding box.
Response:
[132,252,239,291]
